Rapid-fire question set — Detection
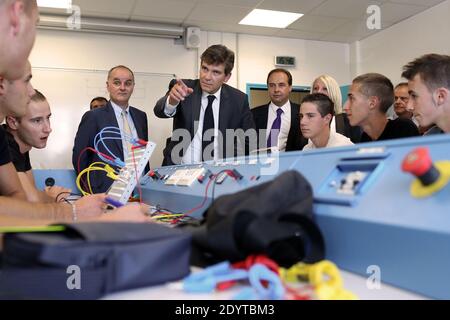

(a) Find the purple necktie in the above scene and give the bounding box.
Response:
[267,108,283,148]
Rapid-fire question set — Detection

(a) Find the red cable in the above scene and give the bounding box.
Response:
[170,176,215,224]
[232,255,280,275]
[77,147,115,173]
[284,285,312,300]
[170,170,238,225]
[217,255,280,292]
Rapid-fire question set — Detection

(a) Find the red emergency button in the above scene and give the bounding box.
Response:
[402,147,432,176]
[402,147,439,186]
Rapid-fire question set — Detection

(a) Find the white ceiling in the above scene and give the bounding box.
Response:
[41,0,445,43]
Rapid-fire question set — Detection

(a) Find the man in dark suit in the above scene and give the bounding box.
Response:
[73,65,148,193]
[251,69,307,152]
[154,44,255,166]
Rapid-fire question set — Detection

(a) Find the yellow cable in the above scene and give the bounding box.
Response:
[76,163,113,195]
[153,214,184,219]
[279,260,358,300]
[76,167,105,196]
[87,162,116,194]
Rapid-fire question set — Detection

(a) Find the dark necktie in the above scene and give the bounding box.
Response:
[202,95,216,161]
[267,108,283,148]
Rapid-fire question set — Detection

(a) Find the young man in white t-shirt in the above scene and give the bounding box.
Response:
[300,93,353,150]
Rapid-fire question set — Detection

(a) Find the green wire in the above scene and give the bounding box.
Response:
[0,225,65,234]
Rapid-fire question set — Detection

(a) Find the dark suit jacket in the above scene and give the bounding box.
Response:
[72,102,148,193]
[251,102,307,151]
[154,79,256,166]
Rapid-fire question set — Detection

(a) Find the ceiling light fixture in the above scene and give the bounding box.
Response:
[37,0,72,10]
[239,9,303,28]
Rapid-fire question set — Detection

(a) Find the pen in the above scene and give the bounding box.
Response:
[105,197,124,208]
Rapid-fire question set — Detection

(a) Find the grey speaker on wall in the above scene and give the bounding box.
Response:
[184,27,201,49]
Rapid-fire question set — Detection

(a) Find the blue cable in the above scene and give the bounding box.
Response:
[96,127,137,147]
[94,136,122,161]
[92,126,144,168]
[94,128,122,158]
[93,127,135,167]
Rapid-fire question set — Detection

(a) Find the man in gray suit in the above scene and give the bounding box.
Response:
[154,45,255,166]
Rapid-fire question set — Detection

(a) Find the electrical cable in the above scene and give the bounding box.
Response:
[55,191,82,203]
[75,162,118,195]
[169,169,238,225]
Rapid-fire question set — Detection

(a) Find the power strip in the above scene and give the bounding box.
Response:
[106,141,156,205]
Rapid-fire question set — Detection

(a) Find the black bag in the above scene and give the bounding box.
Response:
[190,170,325,268]
[0,222,191,299]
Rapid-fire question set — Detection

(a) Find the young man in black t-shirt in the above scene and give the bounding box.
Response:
[0,61,34,202]
[0,2,152,223]
[344,73,420,142]
[0,126,12,167]
[402,54,450,134]
[0,74,151,222]
[4,90,71,203]
[360,117,420,142]
[3,123,31,171]
[1,70,149,222]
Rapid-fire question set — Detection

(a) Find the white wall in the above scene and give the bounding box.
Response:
[31,29,198,77]
[198,31,238,88]
[28,28,352,170]
[352,0,450,84]
[30,29,198,169]
[237,34,351,97]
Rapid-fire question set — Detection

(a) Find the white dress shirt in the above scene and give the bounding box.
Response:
[265,101,291,152]
[303,131,353,150]
[165,88,221,164]
[330,116,337,133]
[110,101,138,160]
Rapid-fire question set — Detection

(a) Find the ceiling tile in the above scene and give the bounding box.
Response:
[48,0,440,42]
[319,33,360,43]
[274,29,327,40]
[187,4,253,24]
[288,15,348,33]
[196,0,262,7]
[130,16,183,25]
[187,20,279,36]
[73,0,136,16]
[379,2,431,22]
[132,0,196,20]
[387,0,444,7]
[310,0,383,19]
[230,25,280,36]
[331,19,379,36]
[257,0,327,14]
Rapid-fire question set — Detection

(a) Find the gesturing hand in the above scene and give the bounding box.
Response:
[168,78,194,105]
